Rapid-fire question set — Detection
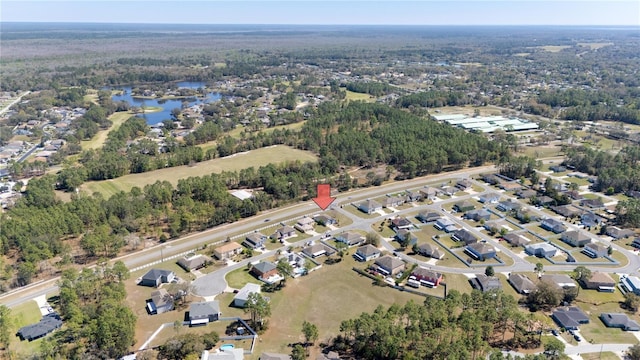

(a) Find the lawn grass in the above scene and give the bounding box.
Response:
[436,253,468,268]
[225,267,262,289]
[520,145,564,159]
[250,255,425,357]
[345,90,375,102]
[7,300,43,356]
[81,111,133,150]
[82,145,318,197]
[580,352,620,360]
[536,45,572,52]
[343,204,378,219]
[575,301,639,344]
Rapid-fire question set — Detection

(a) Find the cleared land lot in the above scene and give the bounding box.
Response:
[81,111,136,150]
[6,300,43,356]
[82,145,318,197]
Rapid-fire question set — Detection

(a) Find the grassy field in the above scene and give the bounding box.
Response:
[248,255,425,358]
[580,352,620,360]
[7,300,43,356]
[81,111,133,150]
[345,90,375,102]
[577,42,613,50]
[81,145,318,197]
[535,45,572,52]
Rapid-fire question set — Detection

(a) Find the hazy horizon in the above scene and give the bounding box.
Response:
[2,1,639,26]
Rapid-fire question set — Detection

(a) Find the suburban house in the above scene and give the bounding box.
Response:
[465,243,497,261]
[456,178,473,190]
[434,217,457,233]
[537,196,555,206]
[606,226,634,240]
[213,242,243,260]
[233,283,262,308]
[302,243,336,258]
[188,301,221,326]
[416,243,445,259]
[453,200,475,213]
[177,253,210,272]
[561,231,592,247]
[355,244,381,262]
[420,186,440,200]
[374,255,406,276]
[391,217,414,230]
[564,190,584,200]
[250,261,279,281]
[410,267,443,287]
[17,313,62,342]
[551,307,589,330]
[549,165,566,172]
[621,276,640,295]
[405,190,423,202]
[516,189,537,199]
[417,211,441,223]
[260,353,292,360]
[452,229,478,245]
[540,218,567,234]
[470,274,502,292]
[502,233,530,247]
[582,242,608,258]
[581,198,605,209]
[243,232,267,249]
[202,348,245,360]
[525,243,557,258]
[358,199,382,214]
[584,272,616,292]
[632,238,640,249]
[515,208,539,223]
[295,217,316,232]
[552,205,582,219]
[464,208,491,222]
[384,195,406,208]
[483,173,501,185]
[479,193,501,204]
[600,313,640,331]
[148,288,174,315]
[496,200,522,212]
[541,274,576,289]
[395,229,417,245]
[335,232,365,246]
[500,182,522,192]
[272,225,297,241]
[280,251,308,274]
[440,185,458,196]
[139,269,175,287]
[508,273,536,294]
[581,212,604,228]
[314,214,337,226]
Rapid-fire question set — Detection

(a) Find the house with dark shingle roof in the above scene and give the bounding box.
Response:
[189,301,220,326]
[391,217,413,230]
[314,214,337,226]
[456,178,473,190]
[581,212,604,228]
[552,307,589,330]
[244,232,267,249]
[251,261,278,281]
[496,200,522,212]
[374,255,405,276]
[465,243,497,261]
[600,313,640,331]
[410,267,443,287]
[272,225,297,241]
[405,190,423,202]
[470,274,502,292]
[516,189,537,199]
[502,233,530,247]
[508,273,536,294]
[540,218,567,234]
[453,200,475,213]
[139,269,175,287]
[552,205,582,218]
[464,208,491,222]
[17,313,62,341]
[581,198,605,209]
[417,211,441,223]
[395,229,417,245]
[452,229,478,245]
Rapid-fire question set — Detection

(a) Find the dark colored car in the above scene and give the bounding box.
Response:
[573,334,581,342]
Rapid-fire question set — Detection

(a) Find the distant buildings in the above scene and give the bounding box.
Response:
[432,114,539,133]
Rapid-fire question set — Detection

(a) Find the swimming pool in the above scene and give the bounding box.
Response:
[220,344,235,351]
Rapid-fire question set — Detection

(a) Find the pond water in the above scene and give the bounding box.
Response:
[110,81,221,125]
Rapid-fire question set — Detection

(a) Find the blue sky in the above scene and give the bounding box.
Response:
[2,1,639,26]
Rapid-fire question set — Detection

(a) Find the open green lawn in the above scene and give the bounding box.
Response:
[7,300,43,356]
[576,302,639,344]
[249,255,425,357]
[520,145,564,159]
[225,267,262,289]
[81,111,134,150]
[82,145,318,197]
[580,352,621,360]
[345,90,375,102]
[343,204,379,219]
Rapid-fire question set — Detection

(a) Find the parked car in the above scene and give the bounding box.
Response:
[573,334,581,342]
[551,329,558,336]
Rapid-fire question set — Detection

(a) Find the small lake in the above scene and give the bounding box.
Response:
[110,82,221,125]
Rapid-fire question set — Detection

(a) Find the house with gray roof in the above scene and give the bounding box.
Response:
[584,272,615,292]
[502,233,530,247]
[260,353,291,360]
[496,200,522,212]
[540,218,567,234]
[434,217,457,232]
[139,269,175,287]
[541,274,576,289]
[384,195,406,208]
[464,208,492,222]
[452,229,478,245]
[302,243,335,258]
[470,274,502,292]
[233,283,262,308]
[374,255,405,276]
[508,273,536,294]
[453,200,475,213]
[606,226,634,240]
[243,232,267,249]
[417,211,441,223]
[465,243,496,261]
[250,261,278,281]
[272,225,296,241]
[17,313,62,342]
[582,242,608,258]
[416,243,444,259]
[335,232,364,246]
[358,199,382,214]
[177,253,210,272]
[189,301,220,326]
[314,214,337,226]
[355,244,381,262]
[600,313,640,331]
[621,276,640,295]
[525,242,557,257]
[479,193,501,204]
[552,307,589,330]
[149,288,174,314]
[561,230,592,247]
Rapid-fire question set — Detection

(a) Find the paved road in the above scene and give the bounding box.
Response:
[0,91,30,116]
